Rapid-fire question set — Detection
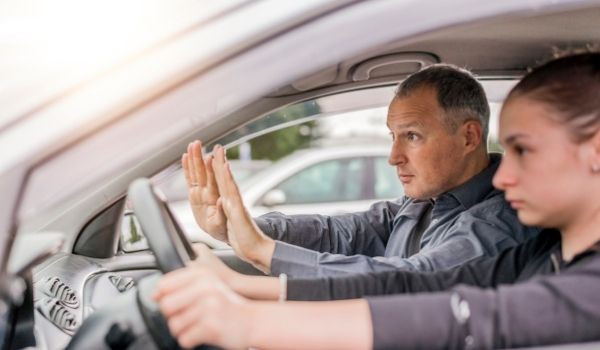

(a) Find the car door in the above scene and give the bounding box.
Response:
[251,155,404,216]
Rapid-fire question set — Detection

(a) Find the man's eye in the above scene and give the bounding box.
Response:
[389,132,395,141]
[406,132,419,141]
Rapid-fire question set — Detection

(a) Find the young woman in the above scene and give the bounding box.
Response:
[154,53,600,349]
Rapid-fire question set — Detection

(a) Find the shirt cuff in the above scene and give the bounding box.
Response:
[270,241,319,277]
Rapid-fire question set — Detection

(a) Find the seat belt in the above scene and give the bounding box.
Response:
[406,200,434,257]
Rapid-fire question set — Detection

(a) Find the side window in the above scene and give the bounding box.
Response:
[274,158,366,204]
[373,156,404,199]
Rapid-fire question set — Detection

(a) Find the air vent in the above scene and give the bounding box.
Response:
[36,298,78,335]
[40,276,79,308]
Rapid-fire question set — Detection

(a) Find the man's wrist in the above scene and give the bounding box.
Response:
[248,236,276,273]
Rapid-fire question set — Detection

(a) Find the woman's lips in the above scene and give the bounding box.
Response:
[507,199,525,209]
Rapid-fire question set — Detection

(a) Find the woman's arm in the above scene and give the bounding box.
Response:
[154,265,372,349]
[247,300,372,350]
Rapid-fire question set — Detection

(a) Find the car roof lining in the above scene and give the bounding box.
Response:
[268,5,600,97]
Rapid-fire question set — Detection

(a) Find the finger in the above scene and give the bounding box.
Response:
[154,267,206,299]
[158,280,210,318]
[204,155,219,197]
[181,153,192,187]
[166,300,204,337]
[177,318,210,349]
[212,145,228,197]
[192,244,214,265]
[222,160,243,200]
[192,243,211,257]
[186,143,198,186]
[191,141,208,187]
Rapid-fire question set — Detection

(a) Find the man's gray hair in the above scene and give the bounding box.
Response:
[395,64,490,139]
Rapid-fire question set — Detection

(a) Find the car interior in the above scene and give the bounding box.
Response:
[2,2,600,349]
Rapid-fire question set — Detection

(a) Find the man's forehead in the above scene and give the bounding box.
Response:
[386,119,426,130]
[387,92,443,129]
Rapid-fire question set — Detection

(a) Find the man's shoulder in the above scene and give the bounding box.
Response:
[458,189,518,222]
[467,189,509,210]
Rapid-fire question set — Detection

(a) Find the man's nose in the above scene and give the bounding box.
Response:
[388,142,407,166]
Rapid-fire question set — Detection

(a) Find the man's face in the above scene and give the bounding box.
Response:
[387,87,469,199]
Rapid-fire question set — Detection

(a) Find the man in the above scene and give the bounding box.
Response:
[183,64,538,277]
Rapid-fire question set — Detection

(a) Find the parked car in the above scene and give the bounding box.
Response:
[2,1,600,349]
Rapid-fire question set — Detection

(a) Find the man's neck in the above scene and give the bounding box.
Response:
[455,149,490,188]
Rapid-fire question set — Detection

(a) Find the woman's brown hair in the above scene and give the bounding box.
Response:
[506,53,600,142]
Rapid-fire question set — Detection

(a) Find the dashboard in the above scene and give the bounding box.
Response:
[31,252,157,349]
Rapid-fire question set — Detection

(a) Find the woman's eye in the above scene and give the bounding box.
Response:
[513,145,527,156]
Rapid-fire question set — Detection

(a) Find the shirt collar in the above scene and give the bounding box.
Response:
[443,153,502,209]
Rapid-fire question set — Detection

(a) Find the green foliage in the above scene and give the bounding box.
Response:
[226,101,321,161]
[128,215,142,244]
[488,138,504,154]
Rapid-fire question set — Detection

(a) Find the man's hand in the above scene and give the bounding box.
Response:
[154,267,251,349]
[211,146,276,273]
[182,141,227,241]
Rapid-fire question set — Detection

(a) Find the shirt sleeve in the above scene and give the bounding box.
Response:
[286,233,553,301]
[255,199,401,261]
[270,201,541,277]
[266,193,540,278]
[367,256,600,349]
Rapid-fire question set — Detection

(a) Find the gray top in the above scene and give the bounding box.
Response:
[255,154,540,277]
[285,230,600,349]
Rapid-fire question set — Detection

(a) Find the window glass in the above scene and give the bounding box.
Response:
[273,158,367,204]
[374,156,404,199]
[275,160,345,204]
[341,158,365,201]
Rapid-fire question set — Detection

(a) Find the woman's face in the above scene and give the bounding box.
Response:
[493,96,594,229]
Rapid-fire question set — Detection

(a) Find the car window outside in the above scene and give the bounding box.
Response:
[374,156,404,199]
[273,158,367,205]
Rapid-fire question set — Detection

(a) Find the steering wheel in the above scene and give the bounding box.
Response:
[128,178,197,272]
[68,178,217,350]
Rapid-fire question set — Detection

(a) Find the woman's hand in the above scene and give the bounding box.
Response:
[154,266,252,349]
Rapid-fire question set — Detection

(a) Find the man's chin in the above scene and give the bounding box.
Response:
[404,188,428,201]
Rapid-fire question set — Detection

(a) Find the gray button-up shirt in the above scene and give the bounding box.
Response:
[255,154,540,277]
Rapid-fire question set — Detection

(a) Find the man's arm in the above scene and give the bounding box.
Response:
[254,199,402,256]
[285,231,558,301]
[269,200,541,277]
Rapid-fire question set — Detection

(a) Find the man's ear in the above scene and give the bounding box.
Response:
[461,120,484,153]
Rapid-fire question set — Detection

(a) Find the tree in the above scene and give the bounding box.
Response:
[226,100,321,161]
